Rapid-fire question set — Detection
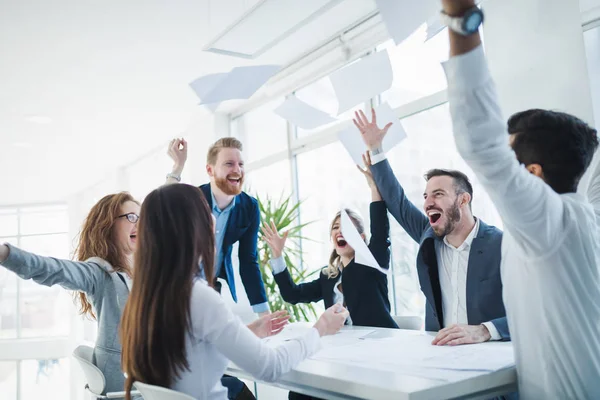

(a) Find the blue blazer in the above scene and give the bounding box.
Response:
[371,160,510,340]
[199,184,267,307]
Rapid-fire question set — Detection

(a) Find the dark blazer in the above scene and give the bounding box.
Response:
[273,201,398,329]
[371,160,510,339]
[199,184,267,307]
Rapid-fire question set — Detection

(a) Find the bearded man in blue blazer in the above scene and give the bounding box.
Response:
[353,109,510,345]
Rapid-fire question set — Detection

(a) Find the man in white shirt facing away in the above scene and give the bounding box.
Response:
[441,0,600,398]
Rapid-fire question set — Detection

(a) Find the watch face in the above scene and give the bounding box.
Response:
[464,11,483,33]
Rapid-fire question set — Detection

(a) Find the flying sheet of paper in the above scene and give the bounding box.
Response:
[340,209,388,274]
[337,102,407,165]
[330,51,393,115]
[375,0,440,45]
[274,97,337,129]
[189,65,280,105]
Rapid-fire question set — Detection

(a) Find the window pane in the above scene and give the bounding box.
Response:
[19,234,71,338]
[0,259,17,338]
[294,76,362,139]
[0,361,17,399]
[237,99,288,163]
[19,206,68,235]
[385,104,501,317]
[20,358,70,400]
[0,209,18,237]
[380,28,450,109]
[245,158,293,200]
[584,26,600,124]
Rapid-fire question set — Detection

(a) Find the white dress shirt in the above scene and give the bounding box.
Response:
[173,279,321,400]
[444,44,600,399]
[434,218,498,338]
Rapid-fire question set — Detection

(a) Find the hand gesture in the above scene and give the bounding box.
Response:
[353,108,392,150]
[247,310,290,339]
[168,138,188,175]
[313,304,349,337]
[356,152,377,190]
[261,220,289,260]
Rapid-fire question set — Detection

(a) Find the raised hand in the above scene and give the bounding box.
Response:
[260,220,289,260]
[313,304,349,337]
[247,310,290,339]
[167,138,188,175]
[356,152,377,190]
[353,108,393,150]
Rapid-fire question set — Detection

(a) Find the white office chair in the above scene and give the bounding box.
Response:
[72,345,140,399]
[134,381,196,400]
[392,315,423,330]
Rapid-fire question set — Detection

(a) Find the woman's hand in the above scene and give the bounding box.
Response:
[260,221,289,260]
[247,310,290,338]
[313,304,349,337]
[356,152,382,201]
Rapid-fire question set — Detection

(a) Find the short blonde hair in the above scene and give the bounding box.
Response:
[323,209,365,279]
[207,137,243,165]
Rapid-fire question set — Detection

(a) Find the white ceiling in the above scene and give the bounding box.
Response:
[0,0,256,205]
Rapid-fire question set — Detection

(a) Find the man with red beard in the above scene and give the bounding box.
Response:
[166,137,267,400]
[167,137,269,316]
[354,110,510,346]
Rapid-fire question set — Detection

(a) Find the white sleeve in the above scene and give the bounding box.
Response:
[192,284,321,382]
[443,45,565,255]
[586,152,600,220]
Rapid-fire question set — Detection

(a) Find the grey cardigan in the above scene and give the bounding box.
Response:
[2,243,129,394]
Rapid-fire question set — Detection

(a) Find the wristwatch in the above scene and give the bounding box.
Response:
[440,6,484,36]
[166,172,181,182]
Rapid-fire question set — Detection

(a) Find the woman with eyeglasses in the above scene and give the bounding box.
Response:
[0,192,140,394]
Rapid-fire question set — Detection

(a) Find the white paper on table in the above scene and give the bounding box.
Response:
[375,0,440,45]
[340,209,388,274]
[311,331,515,380]
[330,51,393,115]
[337,102,408,166]
[189,65,280,105]
[274,97,337,129]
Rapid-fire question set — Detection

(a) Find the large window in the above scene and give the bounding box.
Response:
[0,205,72,400]
[584,25,600,124]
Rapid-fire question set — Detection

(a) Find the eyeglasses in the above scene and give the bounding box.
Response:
[117,213,139,224]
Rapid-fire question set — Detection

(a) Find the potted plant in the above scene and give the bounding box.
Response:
[256,193,318,322]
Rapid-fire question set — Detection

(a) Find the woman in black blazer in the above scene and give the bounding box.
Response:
[262,162,398,331]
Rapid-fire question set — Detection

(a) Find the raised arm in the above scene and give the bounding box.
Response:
[442,1,565,254]
[0,243,104,294]
[367,201,391,271]
[238,200,269,314]
[262,221,324,304]
[164,138,187,185]
[194,283,346,382]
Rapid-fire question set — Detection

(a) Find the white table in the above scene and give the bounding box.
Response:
[226,326,517,400]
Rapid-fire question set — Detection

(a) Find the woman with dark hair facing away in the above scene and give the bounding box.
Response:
[0,192,140,394]
[262,155,398,330]
[120,183,348,400]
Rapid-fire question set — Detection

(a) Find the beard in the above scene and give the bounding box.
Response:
[432,198,462,238]
[214,174,244,196]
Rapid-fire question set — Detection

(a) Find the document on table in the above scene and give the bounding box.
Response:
[311,331,515,381]
[338,102,407,166]
[340,209,388,274]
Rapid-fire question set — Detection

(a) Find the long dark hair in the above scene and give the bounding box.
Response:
[74,192,139,319]
[120,184,215,398]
